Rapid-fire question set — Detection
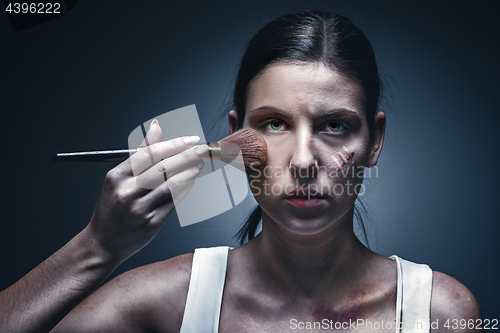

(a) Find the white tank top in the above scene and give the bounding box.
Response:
[179,246,433,333]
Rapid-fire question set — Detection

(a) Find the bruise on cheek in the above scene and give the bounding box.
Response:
[331,146,355,171]
[309,302,363,323]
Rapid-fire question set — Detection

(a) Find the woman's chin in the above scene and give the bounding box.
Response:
[268,214,340,235]
[260,198,354,237]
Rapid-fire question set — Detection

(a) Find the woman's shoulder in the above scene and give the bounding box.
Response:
[120,252,194,296]
[104,252,195,330]
[431,271,482,323]
[54,252,194,332]
[115,252,194,321]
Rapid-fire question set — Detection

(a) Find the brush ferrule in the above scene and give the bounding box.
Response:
[198,142,221,160]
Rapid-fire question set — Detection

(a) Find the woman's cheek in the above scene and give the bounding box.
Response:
[320,145,367,192]
[249,167,284,197]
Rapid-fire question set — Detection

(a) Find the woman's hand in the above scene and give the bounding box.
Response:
[86,119,207,262]
[0,119,207,333]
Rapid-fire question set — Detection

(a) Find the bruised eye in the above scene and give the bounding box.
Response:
[327,120,350,132]
[259,119,285,132]
[328,121,342,131]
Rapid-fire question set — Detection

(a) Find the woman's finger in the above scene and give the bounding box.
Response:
[111,119,165,180]
[140,119,163,147]
[135,145,208,190]
[138,160,204,213]
[129,136,202,177]
[144,179,195,226]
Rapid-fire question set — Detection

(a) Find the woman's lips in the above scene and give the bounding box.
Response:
[285,187,326,208]
[286,197,325,208]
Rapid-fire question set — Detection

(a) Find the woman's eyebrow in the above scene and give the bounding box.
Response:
[315,109,360,120]
[249,106,360,121]
[248,106,292,119]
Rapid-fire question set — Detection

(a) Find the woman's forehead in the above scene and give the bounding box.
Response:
[245,63,365,117]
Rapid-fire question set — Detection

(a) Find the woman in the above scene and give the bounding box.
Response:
[0,11,481,332]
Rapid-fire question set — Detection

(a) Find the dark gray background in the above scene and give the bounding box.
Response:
[1,0,498,319]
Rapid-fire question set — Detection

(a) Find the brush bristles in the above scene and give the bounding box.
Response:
[219,128,267,171]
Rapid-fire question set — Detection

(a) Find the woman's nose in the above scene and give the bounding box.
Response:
[289,132,318,178]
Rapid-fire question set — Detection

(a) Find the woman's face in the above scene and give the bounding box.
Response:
[235,63,384,235]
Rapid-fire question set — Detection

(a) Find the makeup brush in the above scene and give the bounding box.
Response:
[53,128,268,171]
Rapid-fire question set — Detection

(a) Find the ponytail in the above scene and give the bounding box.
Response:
[236,206,262,245]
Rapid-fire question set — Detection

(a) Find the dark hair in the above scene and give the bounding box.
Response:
[234,11,382,245]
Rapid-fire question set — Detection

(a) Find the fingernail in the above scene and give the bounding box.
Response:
[198,161,205,169]
[195,144,209,157]
[149,119,159,129]
[183,135,200,146]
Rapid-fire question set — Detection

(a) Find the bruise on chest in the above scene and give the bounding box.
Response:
[308,286,394,325]
[309,301,363,323]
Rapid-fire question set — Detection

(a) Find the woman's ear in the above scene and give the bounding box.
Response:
[228,110,239,135]
[367,112,386,167]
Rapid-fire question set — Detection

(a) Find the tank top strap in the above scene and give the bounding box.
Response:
[390,255,433,333]
[179,246,230,333]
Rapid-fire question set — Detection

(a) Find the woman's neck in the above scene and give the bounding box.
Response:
[247,208,374,298]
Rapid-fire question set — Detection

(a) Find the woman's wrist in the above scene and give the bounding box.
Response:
[76,225,125,277]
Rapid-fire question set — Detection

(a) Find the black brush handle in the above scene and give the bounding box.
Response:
[53,149,138,162]
[53,143,214,163]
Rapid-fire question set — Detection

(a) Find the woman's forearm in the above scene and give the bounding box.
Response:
[0,226,122,333]
[0,122,203,332]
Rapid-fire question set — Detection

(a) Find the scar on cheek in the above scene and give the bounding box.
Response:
[309,302,362,323]
[332,146,354,170]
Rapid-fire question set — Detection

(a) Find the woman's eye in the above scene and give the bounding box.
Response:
[326,120,350,132]
[259,119,285,131]
[269,120,283,130]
